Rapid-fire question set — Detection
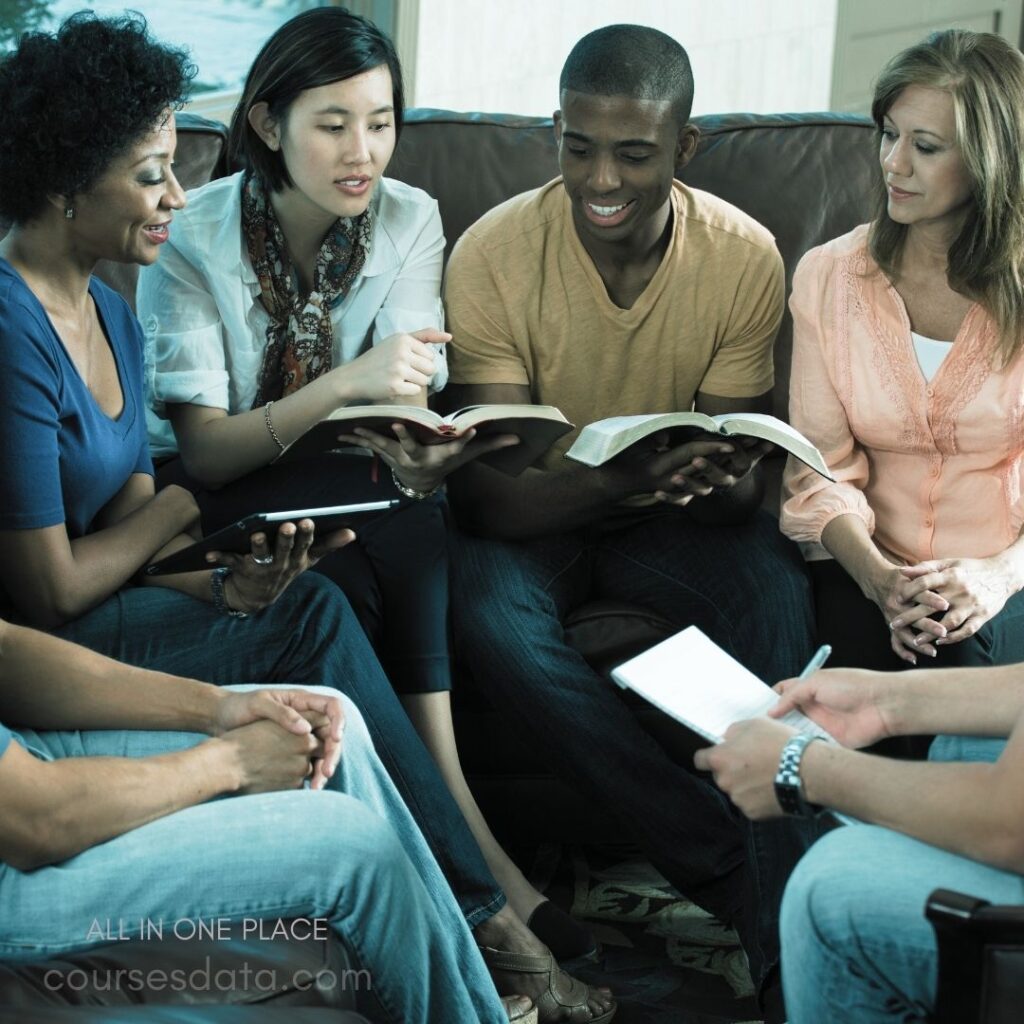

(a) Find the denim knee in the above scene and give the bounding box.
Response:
[334,692,372,748]
[283,573,353,630]
[781,827,861,946]
[300,791,405,881]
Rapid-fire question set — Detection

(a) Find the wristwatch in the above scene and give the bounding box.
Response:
[774,734,824,817]
[210,567,249,618]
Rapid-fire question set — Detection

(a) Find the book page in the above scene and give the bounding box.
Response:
[324,405,443,428]
[453,404,569,430]
[711,413,835,481]
[610,626,833,744]
[565,412,716,466]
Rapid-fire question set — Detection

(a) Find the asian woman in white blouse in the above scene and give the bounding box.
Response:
[137,9,613,1022]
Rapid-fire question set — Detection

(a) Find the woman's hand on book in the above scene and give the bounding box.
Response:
[340,423,520,493]
[337,329,450,402]
[207,520,355,614]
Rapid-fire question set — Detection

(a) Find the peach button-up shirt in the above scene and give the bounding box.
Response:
[781,224,1024,564]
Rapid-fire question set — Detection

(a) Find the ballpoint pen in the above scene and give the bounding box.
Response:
[797,644,832,680]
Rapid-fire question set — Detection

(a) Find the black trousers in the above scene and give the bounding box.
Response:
[810,558,1024,671]
[157,454,452,693]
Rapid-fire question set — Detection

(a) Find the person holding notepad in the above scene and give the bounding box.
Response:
[696,657,1024,1023]
[782,30,1024,675]
[443,23,815,1023]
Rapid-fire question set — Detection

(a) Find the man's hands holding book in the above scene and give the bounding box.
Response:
[605,430,770,505]
[694,718,797,818]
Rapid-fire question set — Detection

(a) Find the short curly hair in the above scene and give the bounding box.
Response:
[0,12,195,224]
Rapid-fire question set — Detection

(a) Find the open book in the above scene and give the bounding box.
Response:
[610,626,834,745]
[565,412,834,480]
[276,404,573,477]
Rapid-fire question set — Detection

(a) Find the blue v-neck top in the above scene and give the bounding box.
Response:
[0,260,152,539]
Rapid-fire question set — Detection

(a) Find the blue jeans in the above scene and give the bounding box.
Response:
[451,509,815,936]
[0,687,506,1024]
[52,574,504,928]
[781,735,1020,1023]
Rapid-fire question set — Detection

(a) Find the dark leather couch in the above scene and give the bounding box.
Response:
[1,106,882,1012]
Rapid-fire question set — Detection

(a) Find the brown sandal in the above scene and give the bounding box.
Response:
[482,946,617,1024]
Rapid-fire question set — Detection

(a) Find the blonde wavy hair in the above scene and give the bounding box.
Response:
[869,29,1024,365]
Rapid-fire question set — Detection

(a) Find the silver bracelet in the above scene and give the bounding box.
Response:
[210,567,249,618]
[390,466,441,501]
[264,401,285,454]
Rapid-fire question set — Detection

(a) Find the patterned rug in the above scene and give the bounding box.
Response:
[529,843,762,1024]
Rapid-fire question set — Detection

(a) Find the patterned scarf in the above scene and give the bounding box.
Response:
[242,172,373,407]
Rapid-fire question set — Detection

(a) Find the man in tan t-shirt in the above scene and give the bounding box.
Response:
[444,25,815,1024]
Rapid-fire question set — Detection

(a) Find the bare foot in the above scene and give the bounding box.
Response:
[476,905,615,1022]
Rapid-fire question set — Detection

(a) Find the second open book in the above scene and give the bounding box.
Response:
[565,411,835,481]
[611,626,834,745]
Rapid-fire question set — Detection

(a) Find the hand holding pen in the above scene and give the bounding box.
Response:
[770,648,897,748]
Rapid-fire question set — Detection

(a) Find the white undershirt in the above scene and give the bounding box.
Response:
[912,331,953,382]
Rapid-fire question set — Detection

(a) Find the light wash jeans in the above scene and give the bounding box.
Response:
[781,735,1024,1023]
[53,574,504,927]
[0,687,506,1024]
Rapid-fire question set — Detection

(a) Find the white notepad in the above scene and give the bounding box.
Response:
[610,626,834,745]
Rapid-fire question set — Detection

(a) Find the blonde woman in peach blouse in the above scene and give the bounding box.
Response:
[782,29,1024,672]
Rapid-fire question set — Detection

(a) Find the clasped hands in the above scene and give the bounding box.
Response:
[609,431,772,505]
[871,554,1019,664]
[211,687,346,792]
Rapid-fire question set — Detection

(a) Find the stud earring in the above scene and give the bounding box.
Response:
[64,206,75,220]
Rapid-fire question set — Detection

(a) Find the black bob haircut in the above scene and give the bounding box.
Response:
[228,6,404,193]
[0,12,194,225]
[559,24,695,128]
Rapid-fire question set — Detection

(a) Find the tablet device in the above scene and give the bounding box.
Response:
[144,500,400,576]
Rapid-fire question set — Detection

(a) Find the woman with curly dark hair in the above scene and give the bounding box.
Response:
[0,14,527,1022]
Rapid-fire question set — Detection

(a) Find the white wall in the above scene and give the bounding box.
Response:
[410,0,839,116]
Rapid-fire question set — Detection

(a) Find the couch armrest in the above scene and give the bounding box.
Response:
[927,888,1024,1024]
